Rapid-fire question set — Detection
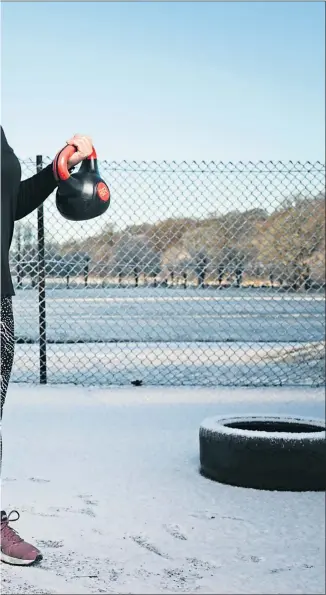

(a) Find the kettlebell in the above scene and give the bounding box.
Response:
[53,145,110,221]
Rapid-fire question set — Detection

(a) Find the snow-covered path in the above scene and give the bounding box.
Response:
[1,385,325,594]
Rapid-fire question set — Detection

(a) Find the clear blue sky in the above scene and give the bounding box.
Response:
[1,1,325,162]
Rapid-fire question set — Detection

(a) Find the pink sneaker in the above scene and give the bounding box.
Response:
[1,510,43,566]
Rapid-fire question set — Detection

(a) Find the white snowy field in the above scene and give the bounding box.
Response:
[11,340,326,387]
[11,287,326,386]
[1,384,325,595]
[13,287,325,344]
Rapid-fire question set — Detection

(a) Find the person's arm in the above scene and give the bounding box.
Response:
[15,163,58,221]
[15,133,93,221]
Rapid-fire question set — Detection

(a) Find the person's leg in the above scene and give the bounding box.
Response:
[0,297,42,566]
[1,296,15,471]
[1,296,15,423]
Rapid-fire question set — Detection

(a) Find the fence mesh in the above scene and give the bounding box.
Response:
[10,158,325,387]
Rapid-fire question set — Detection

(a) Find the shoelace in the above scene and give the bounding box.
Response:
[1,511,23,545]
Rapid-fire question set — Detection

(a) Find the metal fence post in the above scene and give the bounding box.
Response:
[36,155,47,384]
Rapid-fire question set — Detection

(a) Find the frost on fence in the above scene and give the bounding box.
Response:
[10,160,325,387]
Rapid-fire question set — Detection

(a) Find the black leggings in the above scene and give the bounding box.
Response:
[1,297,15,421]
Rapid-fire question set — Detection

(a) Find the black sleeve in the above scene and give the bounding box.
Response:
[15,163,58,221]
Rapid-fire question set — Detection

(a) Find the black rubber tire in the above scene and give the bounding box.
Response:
[199,414,326,491]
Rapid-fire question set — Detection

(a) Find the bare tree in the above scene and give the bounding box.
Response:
[179,226,215,288]
[254,195,325,290]
[213,246,247,287]
[109,233,161,287]
[161,245,191,287]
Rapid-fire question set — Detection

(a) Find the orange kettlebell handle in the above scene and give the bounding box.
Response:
[53,145,97,181]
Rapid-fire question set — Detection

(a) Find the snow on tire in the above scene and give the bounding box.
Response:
[199,415,326,491]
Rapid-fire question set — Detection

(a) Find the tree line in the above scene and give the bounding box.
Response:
[10,193,325,291]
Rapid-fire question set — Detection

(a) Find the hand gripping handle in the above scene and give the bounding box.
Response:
[53,145,97,181]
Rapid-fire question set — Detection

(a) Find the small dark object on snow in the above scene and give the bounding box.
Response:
[199,415,326,492]
[131,379,143,387]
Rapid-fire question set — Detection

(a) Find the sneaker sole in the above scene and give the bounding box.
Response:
[1,551,43,566]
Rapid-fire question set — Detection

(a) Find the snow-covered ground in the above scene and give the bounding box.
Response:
[11,287,326,386]
[11,340,325,387]
[13,287,325,344]
[1,385,325,594]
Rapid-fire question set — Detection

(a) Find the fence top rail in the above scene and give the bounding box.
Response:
[17,157,325,175]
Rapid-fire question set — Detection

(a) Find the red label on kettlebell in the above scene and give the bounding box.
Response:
[97,182,110,202]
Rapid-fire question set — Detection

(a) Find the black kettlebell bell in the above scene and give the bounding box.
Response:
[53,145,110,221]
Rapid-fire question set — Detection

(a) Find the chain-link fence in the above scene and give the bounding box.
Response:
[10,158,325,387]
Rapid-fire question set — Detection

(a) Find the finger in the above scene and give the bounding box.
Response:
[66,140,78,149]
[72,146,89,160]
[75,140,93,157]
[68,137,92,153]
